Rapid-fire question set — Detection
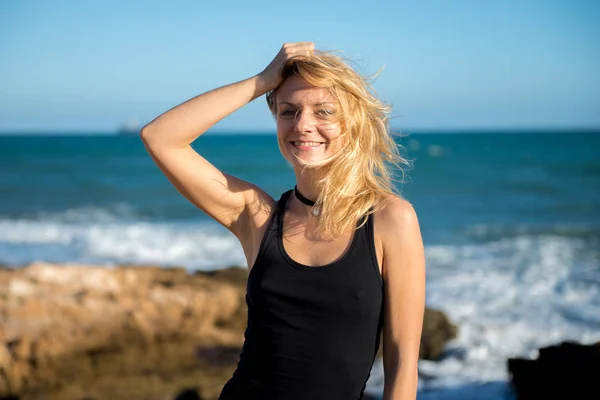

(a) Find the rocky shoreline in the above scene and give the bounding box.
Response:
[0,262,457,399]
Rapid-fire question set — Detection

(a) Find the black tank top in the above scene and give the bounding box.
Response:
[219,189,384,400]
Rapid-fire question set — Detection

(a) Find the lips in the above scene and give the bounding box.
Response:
[289,141,325,148]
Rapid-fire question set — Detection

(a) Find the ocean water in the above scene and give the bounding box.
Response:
[1,130,599,399]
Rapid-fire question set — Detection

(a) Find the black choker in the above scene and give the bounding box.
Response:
[294,186,320,216]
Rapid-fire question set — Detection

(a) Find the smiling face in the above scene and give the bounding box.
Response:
[275,75,345,167]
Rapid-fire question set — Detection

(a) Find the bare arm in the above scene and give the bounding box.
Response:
[380,198,426,400]
[140,76,269,238]
[140,42,315,239]
[141,75,266,149]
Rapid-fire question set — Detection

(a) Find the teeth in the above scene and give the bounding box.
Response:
[292,141,324,147]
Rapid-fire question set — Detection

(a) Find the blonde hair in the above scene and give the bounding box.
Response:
[266,50,412,238]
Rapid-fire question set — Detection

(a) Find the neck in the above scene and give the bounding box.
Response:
[292,172,322,217]
[294,185,315,205]
[294,171,320,201]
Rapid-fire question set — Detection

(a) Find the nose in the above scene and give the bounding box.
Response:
[293,110,316,133]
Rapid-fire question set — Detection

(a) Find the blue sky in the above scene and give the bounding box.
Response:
[1,0,599,133]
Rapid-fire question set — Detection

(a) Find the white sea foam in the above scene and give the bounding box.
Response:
[0,211,246,270]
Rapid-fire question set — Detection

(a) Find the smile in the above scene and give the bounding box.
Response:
[289,141,325,148]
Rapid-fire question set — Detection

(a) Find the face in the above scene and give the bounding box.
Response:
[275,75,345,166]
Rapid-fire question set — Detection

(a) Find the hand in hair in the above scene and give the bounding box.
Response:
[258,42,315,93]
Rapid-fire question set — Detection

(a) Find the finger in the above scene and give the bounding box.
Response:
[287,49,313,59]
[283,42,314,51]
[281,50,312,61]
[286,45,314,56]
[283,41,313,47]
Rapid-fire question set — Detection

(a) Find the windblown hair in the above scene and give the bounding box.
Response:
[266,51,412,239]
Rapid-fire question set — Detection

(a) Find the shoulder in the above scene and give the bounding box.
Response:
[372,194,423,276]
[373,194,420,237]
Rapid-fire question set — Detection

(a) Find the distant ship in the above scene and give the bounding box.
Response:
[117,118,141,135]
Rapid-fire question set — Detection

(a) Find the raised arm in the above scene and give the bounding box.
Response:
[140,42,315,241]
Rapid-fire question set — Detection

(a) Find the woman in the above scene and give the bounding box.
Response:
[141,42,425,400]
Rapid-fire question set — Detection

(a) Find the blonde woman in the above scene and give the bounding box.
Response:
[141,42,426,400]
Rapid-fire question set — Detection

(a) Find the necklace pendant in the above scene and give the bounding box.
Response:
[312,207,320,217]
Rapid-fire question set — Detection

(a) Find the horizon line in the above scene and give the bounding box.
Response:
[1,126,599,136]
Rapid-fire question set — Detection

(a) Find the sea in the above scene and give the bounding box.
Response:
[1,130,599,399]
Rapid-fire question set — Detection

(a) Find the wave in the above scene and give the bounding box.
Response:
[0,211,245,270]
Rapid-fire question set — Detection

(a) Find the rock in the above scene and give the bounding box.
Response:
[419,308,458,360]
[507,341,600,399]
[0,262,245,399]
[174,388,204,400]
[375,306,457,361]
[200,266,248,287]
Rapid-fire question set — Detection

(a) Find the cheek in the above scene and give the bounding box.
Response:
[276,129,293,162]
[276,121,292,145]
[276,118,293,135]
[321,124,344,148]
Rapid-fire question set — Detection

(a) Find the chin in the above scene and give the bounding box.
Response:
[283,154,321,167]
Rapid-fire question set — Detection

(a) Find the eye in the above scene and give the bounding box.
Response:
[315,109,335,118]
[279,110,296,118]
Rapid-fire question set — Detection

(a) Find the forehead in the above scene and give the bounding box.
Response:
[276,75,333,105]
